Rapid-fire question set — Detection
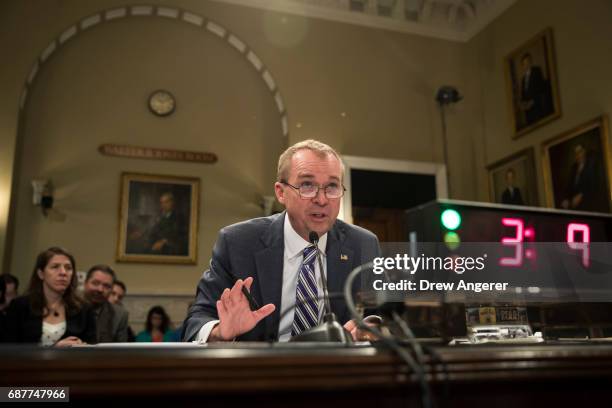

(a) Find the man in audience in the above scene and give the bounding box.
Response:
[84,265,129,343]
[108,280,136,342]
[0,274,19,312]
[0,273,18,341]
[109,280,126,306]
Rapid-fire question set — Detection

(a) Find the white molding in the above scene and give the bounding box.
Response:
[206,21,227,37]
[157,7,180,19]
[27,63,39,85]
[340,155,448,224]
[131,5,153,16]
[227,34,247,53]
[59,25,78,44]
[463,0,516,41]
[105,8,127,20]
[80,14,102,30]
[183,11,204,26]
[274,92,285,113]
[40,41,57,62]
[210,0,465,41]
[18,4,289,140]
[281,115,289,136]
[208,0,517,43]
[246,50,263,71]
[262,70,276,91]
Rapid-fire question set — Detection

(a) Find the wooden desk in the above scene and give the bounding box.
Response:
[2,342,612,406]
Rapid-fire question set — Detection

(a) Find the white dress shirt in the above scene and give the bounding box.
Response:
[196,213,327,343]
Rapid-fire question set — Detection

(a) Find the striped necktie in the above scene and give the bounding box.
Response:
[291,245,319,336]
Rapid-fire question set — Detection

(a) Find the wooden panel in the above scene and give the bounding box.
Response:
[2,344,612,405]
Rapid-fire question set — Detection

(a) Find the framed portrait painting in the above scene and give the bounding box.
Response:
[505,28,561,138]
[542,116,612,213]
[117,173,200,264]
[487,148,538,207]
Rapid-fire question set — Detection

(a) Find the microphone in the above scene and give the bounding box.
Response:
[289,231,352,343]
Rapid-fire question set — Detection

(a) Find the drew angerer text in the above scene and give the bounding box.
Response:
[372,279,508,293]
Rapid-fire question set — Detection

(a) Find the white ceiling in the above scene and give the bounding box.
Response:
[210,0,517,42]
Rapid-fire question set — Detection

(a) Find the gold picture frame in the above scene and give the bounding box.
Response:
[487,147,538,207]
[504,28,561,138]
[542,115,612,213]
[117,172,199,264]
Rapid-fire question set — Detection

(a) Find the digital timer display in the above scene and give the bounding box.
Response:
[404,200,612,300]
[406,199,612,244]
[403,200,612,333]
[499,217,592,267]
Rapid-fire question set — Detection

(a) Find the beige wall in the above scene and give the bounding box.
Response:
[3,0,286,295]
[1,0,483,295]
[1,0,609,328]
[11,0,612,297]
[471,0,612,203]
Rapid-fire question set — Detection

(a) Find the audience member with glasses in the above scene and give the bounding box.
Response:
[182,139,380,342]
[83,265,129,343]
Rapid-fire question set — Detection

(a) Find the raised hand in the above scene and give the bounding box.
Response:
[210,277,275,341]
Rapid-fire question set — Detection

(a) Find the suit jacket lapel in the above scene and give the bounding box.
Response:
[95,302,114,343]
[326,222,354,321]
[254,212,285,340]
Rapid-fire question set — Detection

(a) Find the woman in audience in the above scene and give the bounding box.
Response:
[4,247,96,346]
[136,305,172,342]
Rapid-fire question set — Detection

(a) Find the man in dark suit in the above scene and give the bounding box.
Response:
[519,52,551,126]
[182,140,380,342]
[83,265,129,343]
[500,168,524,205]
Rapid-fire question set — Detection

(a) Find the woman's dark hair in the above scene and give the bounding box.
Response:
[27,247,82,316]
[145,305,171,334]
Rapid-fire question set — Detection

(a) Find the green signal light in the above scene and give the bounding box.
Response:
[444,231,461,250]
[441,209,461,230]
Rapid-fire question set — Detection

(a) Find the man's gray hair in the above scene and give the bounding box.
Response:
[277,139,344,182]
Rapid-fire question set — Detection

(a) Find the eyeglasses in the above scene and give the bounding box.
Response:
[281,181,346,199]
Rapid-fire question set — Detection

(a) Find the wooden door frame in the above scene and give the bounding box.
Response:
[340,155,448,224]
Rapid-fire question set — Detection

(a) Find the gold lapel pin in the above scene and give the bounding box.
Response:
[340,254,348,261]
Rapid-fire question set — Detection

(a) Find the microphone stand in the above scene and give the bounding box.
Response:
[289,232,352,343]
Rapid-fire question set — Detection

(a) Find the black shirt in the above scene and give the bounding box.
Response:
[3,296,97,345]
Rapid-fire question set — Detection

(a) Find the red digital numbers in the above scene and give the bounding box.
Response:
[501,218,524,243]
[567,223,590,267]
[500,218,523,266]
[499,218,591,268]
